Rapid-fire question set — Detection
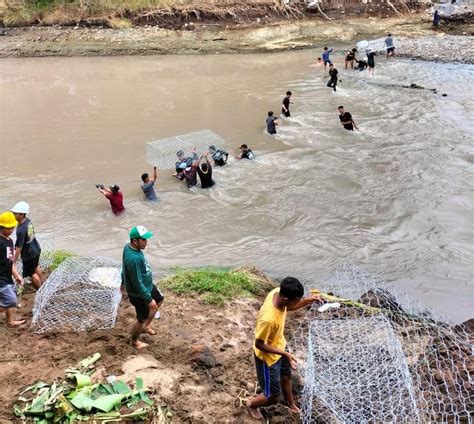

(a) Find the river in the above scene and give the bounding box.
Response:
[1,50,473,322]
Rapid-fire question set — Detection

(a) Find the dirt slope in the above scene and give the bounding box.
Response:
[0,270,302,423]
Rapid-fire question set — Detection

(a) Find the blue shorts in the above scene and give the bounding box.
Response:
[254,354,292,398]
[324,59,332,65]
[0,284,18,309]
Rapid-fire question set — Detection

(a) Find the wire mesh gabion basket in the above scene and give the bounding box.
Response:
[146,129,226,169]
[31,256,122,333]
[289,263,473,424]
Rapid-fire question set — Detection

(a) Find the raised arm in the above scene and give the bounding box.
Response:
[151,166,157,182]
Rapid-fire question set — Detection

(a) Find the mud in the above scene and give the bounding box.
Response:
[0,269,303,423]
[0,15,471,59]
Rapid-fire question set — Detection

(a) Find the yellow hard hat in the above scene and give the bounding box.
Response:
[0,211,18,228]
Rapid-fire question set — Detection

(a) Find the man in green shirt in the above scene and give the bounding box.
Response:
[122,225,164,349]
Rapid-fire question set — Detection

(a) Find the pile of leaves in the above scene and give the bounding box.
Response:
[13,353,160,423]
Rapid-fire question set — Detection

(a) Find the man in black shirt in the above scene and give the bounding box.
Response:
[327,64,339,92]
[196,155,215,189]
[281,91,292,118]
[338,106,358,131]
[11,201,43,289]
[232,144,255,160]
[0,211,25,327]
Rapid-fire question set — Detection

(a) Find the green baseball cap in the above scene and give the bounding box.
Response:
[129,225,153,240]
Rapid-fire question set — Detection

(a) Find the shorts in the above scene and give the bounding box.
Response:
[255,354,292,398]
[282,110,290,118]
[0,284,18,309]
[324,59,332,66]
[22,255,40,278]
[128,285,164,323]
[387,47,395,53]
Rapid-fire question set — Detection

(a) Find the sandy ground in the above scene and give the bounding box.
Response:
[0,15,472,60]
[0,270,305,423]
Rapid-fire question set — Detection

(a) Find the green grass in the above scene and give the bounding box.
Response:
[161,267,263,306]
[50,249,75,270]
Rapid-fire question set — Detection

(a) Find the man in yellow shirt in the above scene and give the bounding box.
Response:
[246,277,321,419]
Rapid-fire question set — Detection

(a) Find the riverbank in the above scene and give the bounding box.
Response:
[0,266,298,423]
[0,15,473,62]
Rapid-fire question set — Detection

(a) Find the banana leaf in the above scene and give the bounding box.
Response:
[20,381,49,395]
[111,380,131,395]
[69,391,94,412]
[78,353,101,369]
[72,373,91,389]
[90,394,126,413]
[24,388,50,415]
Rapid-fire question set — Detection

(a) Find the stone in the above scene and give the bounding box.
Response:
[190,344,217,368]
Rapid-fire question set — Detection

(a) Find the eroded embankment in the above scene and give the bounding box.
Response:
[0,15,472,61]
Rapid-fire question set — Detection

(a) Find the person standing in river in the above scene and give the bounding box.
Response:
[281,91,292,118]
[385,33,395,59]
[246,277,321,419]
[122,225,164,349]
[327,64,339,92]
[232,144,255,160]
[141,166,158,202]
[338,106,358,131]
[322,46,333,69]
[97,184,125,215]
[11,201,43,290]
[367,48,377,76]
[196,154,215,189]
[266,111,278,135]
[345,48,357,70]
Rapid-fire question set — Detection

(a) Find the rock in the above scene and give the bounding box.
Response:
[190,344,217,368]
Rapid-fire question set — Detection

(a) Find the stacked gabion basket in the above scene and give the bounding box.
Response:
[290,263,472,424]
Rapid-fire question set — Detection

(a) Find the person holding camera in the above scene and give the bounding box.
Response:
[96,184,125,215]
[141,167,158,202]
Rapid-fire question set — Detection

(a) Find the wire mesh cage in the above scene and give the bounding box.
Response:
[289,263,473,424]
[146,130,226,169]
[31,256,122,333]
[15,233,55,276]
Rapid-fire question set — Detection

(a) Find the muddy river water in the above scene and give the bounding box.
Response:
[1,50,473,322]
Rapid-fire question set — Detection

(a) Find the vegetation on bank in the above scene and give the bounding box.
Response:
[1,0,426,28]
[0,0,298,27]
[161,267,275,305]
[50,249,75,270]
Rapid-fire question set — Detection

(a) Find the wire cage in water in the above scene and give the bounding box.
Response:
[146,130,226,169]
[31,256,122,333]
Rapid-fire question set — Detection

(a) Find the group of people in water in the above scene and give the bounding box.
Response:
[264,34,396,136]
[96,143,256,215]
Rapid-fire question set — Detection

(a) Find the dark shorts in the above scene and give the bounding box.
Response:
[255,354,292,398]
[387,47,395,53]
[22,255,40,278]
[128,285,164,323]
[282,110,290,118]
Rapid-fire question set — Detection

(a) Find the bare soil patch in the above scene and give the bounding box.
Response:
[0,269,302,423]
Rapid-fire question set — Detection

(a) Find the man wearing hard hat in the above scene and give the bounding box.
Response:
[11,201,43,290]
[0,211,26,327]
